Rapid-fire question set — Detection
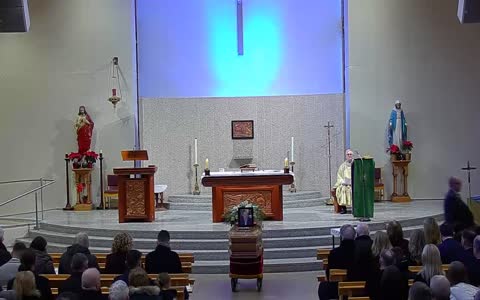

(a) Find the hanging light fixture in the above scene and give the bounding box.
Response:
[108,57,121,109]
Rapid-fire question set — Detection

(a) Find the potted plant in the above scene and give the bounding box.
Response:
[84,151,99,168]
[68,152,83,169]
[388,144,401,161]
[402,140,413,160]
[223,200,265,227]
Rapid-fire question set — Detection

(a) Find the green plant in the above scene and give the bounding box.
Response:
[223,200,265,226]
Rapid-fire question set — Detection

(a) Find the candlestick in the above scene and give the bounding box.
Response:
[194,138,198,165]
[98,152,105,209]
[205,158,209,170]
[289,161,297,192]
[64,153,73,210]
[291,137,294,162]
[193,163,200,195]
[100,149,103,154]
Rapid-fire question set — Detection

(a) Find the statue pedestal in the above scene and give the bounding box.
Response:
[73,168,93,210]
[391,160,411,202]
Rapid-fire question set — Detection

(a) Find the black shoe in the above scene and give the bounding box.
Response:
[340,208,347,214]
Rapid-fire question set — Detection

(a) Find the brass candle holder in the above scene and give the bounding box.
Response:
[193,163,200,195]
[289,161,297,192]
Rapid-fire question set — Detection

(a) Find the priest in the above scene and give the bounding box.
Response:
[334,149,353,214]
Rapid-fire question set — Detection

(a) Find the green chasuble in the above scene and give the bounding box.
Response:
[352,158,374,219]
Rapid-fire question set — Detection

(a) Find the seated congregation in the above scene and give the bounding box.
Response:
[318,219,480,300]
[0,229,191,300]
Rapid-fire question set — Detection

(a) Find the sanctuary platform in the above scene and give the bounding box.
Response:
[16,195,443,274]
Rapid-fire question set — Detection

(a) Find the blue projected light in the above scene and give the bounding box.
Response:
[137,0,343,98]
[207,0,282,97]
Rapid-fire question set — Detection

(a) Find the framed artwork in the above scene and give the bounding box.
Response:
[231,120,254,139]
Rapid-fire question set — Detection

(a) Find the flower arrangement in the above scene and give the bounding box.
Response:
[223,200,265,226]
[68,151,99,169]
[388,144,400,154]
[402,140,413,152]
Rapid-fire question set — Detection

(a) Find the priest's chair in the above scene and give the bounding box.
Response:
[104,174,119,208]
[374,167,384,200]
[331,188,341,213]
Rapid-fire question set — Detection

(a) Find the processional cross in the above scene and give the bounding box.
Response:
[461,160,477,206]
[324,122,334,193]
[237,0,244,55]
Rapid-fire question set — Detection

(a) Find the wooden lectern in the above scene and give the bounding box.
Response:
[113,150,157,223]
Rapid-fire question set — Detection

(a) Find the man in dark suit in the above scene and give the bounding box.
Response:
[59,253,89,294]
[58,232,99,274]
[145,230,182,274]
[318,224,356,300]
[444,177,474,232]
[461,230,476,256]
[438,222,465,264]
[350,223,373,281]
[238,208,253,227]
[0,227,12,267]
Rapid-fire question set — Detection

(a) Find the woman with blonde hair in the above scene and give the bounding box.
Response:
[414,244,444,285]
[14,271,41,300]
[424,217,441,245]
[371,231,392,258]
[105,232,133,274]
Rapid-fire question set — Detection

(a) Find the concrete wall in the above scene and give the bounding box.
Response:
[141,94,345,196]
[0,0,136,214]
[348,0,480,199]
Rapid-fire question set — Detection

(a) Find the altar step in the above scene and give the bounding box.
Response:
[168,191,325,210]
[17,217,441,274]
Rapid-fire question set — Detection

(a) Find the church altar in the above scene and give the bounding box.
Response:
[201,170,294,222]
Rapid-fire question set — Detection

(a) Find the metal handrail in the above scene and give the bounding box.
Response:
[0,179,54,185]
[0,178,55,229]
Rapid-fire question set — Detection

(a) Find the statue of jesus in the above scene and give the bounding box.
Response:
[75,106,94,154]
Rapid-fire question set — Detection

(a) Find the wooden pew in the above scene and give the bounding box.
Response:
[52,261,192,274]
[317,249,331,261]
[338,281,366,300]
[50,252,194,274]
[329,269,347,282]
[50,253,194,264]
[317,274,327,282]
[408,264,450,274]
[51,286,185,300]
[322,258,329,270]
[43,273,191,289]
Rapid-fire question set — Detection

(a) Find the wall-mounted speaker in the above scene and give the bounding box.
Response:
[0,0,30,32]
[458,0,480,24]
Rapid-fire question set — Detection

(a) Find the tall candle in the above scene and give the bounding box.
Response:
[291,137,294,162]
[194,138,198,165]
[205,158,209,170]
[284,157,289,168]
